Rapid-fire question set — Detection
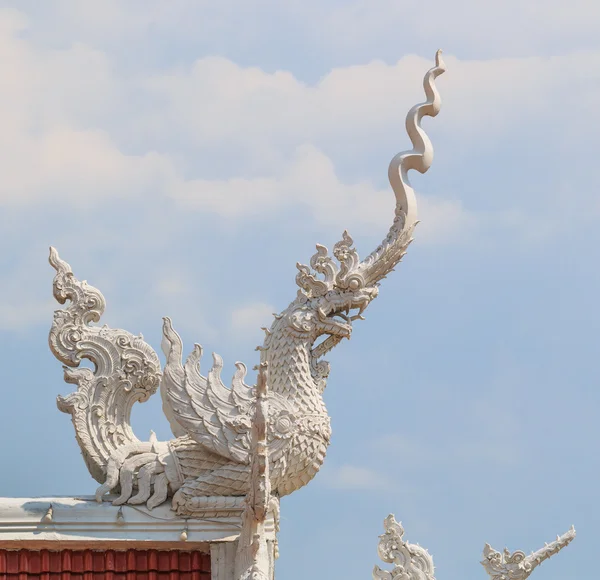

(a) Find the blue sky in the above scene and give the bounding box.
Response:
[1,1,599,579]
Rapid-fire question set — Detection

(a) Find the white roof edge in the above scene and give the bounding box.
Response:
[0,496,274,547]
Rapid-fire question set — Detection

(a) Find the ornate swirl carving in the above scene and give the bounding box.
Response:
[295,262,330,297]
[373,515,435,580]
[49,248,161,484]
[334,231,362,289]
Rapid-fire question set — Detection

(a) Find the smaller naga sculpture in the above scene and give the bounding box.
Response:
[373,515,436,580]
[480,529,576,580]
[373,514,575,580]
[48,51,446,516]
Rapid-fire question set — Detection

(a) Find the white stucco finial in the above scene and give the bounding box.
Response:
[373,514,575,580]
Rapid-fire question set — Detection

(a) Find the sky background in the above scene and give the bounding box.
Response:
[0,1,599,579]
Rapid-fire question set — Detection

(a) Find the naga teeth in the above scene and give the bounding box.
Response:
[331,303,369,324]
[348,303,367,322]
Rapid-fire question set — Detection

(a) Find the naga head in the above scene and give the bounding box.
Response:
[268,51,446,377]
[289,228,400,353]
[284,206,416,365]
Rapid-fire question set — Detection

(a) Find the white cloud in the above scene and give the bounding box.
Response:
[0,10,174,205]
[0,15,473,241]
[0,129,175,206]
[5,6,600,243]
[171,144,474,244]
[139,51,600,157]
[416,196,479,244]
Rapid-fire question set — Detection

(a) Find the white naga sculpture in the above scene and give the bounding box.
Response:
[47,50,576,578]
[374,515,575,580]
[49,52,446,516]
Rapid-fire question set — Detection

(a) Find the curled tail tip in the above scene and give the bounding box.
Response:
[434,49,447,73]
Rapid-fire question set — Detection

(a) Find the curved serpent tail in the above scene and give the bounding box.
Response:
[49,248,162,483]
[359,50,446,286]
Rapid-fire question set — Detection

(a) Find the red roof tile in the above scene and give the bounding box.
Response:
[0,548,211,578]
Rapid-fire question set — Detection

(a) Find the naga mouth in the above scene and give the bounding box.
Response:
[321,297,370,328]
[312,297,372,360]
[329,303,368,324]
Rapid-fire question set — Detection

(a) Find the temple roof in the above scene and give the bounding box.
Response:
[0,496,275,550]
